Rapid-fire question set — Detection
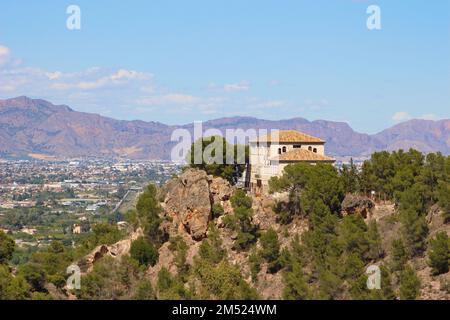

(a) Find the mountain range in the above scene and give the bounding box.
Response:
[0,96,448,160]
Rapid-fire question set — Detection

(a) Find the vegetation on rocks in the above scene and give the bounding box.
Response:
[223,189,258,251]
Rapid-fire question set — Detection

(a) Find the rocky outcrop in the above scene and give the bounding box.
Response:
[162,168,234,240]
[77,228,143,273]
[252,197,277,231]
[146,238,202,290]
[341,194,375,218]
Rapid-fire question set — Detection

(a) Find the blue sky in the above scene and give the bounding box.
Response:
[0,0,448,133]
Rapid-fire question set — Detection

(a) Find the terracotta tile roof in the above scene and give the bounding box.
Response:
[271,148,335,162]
[251,130,324,143]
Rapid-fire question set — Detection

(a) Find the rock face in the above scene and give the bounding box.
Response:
[252,196,276,231]
[162,168,234,240]
[77,228,143,273]
[341,194,375,218]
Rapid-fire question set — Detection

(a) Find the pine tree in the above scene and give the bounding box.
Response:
[282,236,310,300]
[224,189,257,251]
[341,158,360,194]
[399,266,421,300]
[136,184,164,245]
[399,208,428,256]
[188,136,248,184]
[133,279,155,300]
[168,235,189,278]
[157,267,190,300]
[260,228,282,273]
[5,276,31,300]
[366,220,384,261]
[0,231,15,265]
[198,223,226,264]
[427,232,449,275]
[390,239,408,272]
[437,181,450,223]
[130,236,159,267]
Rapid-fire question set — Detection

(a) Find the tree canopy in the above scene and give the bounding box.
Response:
[187,135,248,184]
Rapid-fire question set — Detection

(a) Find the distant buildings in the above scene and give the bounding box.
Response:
[117,221,129,231]
[72,224,82,234]
[20,227,37,235]
[0,158,182,243]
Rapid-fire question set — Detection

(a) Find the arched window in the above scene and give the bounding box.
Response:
[282,146,287,153]
[308,146,312,151]
[278,148,282,155]
[313,148,317,153]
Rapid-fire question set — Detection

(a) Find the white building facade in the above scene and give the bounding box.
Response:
[249,130,335,193]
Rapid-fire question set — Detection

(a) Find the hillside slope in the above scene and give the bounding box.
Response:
[72,168,449,300]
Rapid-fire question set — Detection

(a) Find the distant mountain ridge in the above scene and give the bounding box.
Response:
[0,96,448,159]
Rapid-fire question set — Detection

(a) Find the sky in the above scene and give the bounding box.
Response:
[0,0,449,133]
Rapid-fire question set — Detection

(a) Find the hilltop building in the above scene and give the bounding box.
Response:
[248,130,335,193]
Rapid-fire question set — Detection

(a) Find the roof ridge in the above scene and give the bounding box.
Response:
[251,129,325,143]
[270,148,335,162]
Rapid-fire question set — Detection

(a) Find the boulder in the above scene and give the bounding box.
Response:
[209,176,233,203]
[163,169,233,240]
[341,194,374,218]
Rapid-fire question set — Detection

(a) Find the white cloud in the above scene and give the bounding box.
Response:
[111,69,150,81]
[45,71,63,80]
[223,81,251,92]
[419,113,439,121]
[0,45,11,66]
[0,44,285,121]
[0,84,16,92]
[392,111,412,122]
[50,69,152,91]
[392,112,442,123]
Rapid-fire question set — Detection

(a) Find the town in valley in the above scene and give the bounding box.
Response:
[0,158,181,252]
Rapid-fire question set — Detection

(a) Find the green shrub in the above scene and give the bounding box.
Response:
[0,231,15,264]
[391,239,408,272]
[399,266,421,300]
[428,232,449,275]
[260,228,282,273]
[211,203,225,219]
[130,237,159,267]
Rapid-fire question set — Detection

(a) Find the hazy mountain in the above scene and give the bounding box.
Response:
[373,119,450,154]
[0,96,448,159]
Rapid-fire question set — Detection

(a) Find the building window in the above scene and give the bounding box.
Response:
[313,148,317,153]
[282,146,287,153]
[308,146,312,151]
[278,148,282,155]
[293,145,301,148]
